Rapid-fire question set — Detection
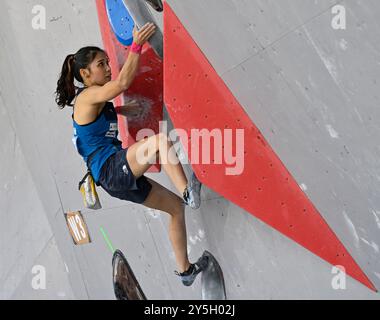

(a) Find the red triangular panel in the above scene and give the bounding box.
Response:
[163,2,376,291]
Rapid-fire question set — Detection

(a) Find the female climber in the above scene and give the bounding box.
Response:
[55,22,207,286]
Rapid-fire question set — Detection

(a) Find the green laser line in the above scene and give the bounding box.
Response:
[100,227,115,253]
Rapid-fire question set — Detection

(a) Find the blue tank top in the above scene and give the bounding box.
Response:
[72,88,123,183]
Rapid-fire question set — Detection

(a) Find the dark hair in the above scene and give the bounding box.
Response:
[55,46,106,109]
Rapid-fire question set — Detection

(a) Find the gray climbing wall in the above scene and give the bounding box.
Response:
[0,0,379,299]
[166,0,380,297]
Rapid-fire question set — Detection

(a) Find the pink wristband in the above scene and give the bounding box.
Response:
[130,42,143,54]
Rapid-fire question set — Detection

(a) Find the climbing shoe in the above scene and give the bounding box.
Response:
[175,255,209,286]
[183,172,202,210]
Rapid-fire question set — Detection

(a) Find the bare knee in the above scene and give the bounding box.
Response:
[156,133,170,149]
[137,133,169,159]
[144,133,170,160]
[157,132,167,140]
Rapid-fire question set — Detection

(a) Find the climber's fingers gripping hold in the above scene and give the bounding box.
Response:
[133,22,156,45]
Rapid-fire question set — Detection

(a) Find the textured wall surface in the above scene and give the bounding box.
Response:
[0,0,379,299]
[165,0,380,296]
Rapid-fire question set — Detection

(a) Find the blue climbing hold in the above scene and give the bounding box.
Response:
[106,0,135,46]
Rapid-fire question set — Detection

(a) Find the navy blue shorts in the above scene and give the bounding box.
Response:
[98,148,152,204]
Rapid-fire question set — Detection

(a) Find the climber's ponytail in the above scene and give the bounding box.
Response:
[55,54,76,109]
[55,46,106,109]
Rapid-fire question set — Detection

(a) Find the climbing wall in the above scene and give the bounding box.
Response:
[1,0,380,299]
[164,0,380,292]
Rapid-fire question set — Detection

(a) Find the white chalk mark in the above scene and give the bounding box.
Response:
[342,211,360,248]
[304,28,341,87]
[339,39,348,51]
[360,237,379,253]
[372,210,380,230]
[147,208,160,219]
[353,108,364,123]
[189,235,202,245]
[326,124,339,139]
